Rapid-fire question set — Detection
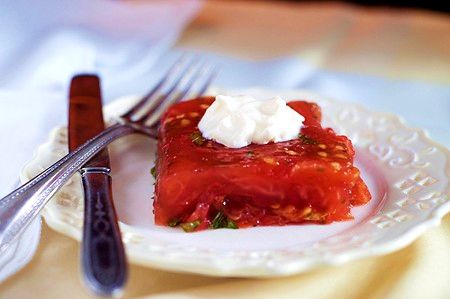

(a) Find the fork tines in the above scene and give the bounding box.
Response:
[121,55,216,126]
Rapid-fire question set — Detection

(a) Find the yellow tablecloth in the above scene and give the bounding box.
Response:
[1,1,449,298]
[1,217,449,299]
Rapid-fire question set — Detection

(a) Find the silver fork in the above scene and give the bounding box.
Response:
[0,56,216,252]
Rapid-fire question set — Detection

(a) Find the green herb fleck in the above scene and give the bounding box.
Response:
[211,211,226,229]
[211,211,238,229]
[150,165,157,179]
[246,151,255,158]
[190,131,206,146]
[168,218,181,227]
[226,219,238,229]
[298,133,317,145]
[180,220,201,232]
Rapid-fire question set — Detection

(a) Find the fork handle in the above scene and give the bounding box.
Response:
[0,123,135,252]
[81,168,127,296]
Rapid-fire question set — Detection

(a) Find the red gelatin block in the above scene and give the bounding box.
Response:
[153,97,371,231]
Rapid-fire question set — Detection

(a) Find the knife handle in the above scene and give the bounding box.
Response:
[80,167,127,297]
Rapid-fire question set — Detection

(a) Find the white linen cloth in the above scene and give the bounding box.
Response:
[0,0,201,93]
[0,0,201,282]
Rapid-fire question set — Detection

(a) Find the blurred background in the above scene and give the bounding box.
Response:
[284,0,449,12]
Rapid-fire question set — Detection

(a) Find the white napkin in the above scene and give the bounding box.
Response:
[0,0,201,93]
[0,0,201,282]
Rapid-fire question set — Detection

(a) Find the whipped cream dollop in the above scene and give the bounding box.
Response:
[198,95,305,148]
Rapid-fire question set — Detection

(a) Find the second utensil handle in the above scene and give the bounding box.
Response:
[81,169,127,296]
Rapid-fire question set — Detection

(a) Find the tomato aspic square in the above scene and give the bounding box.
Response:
[153,97,371,232]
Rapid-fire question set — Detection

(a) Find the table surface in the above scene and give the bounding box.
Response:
[1,1,449,298]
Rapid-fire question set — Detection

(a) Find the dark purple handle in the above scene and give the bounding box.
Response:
[81,170,127,296]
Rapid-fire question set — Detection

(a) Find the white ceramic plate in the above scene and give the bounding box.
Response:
[21,88,450,277]
[0,215,40,282]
